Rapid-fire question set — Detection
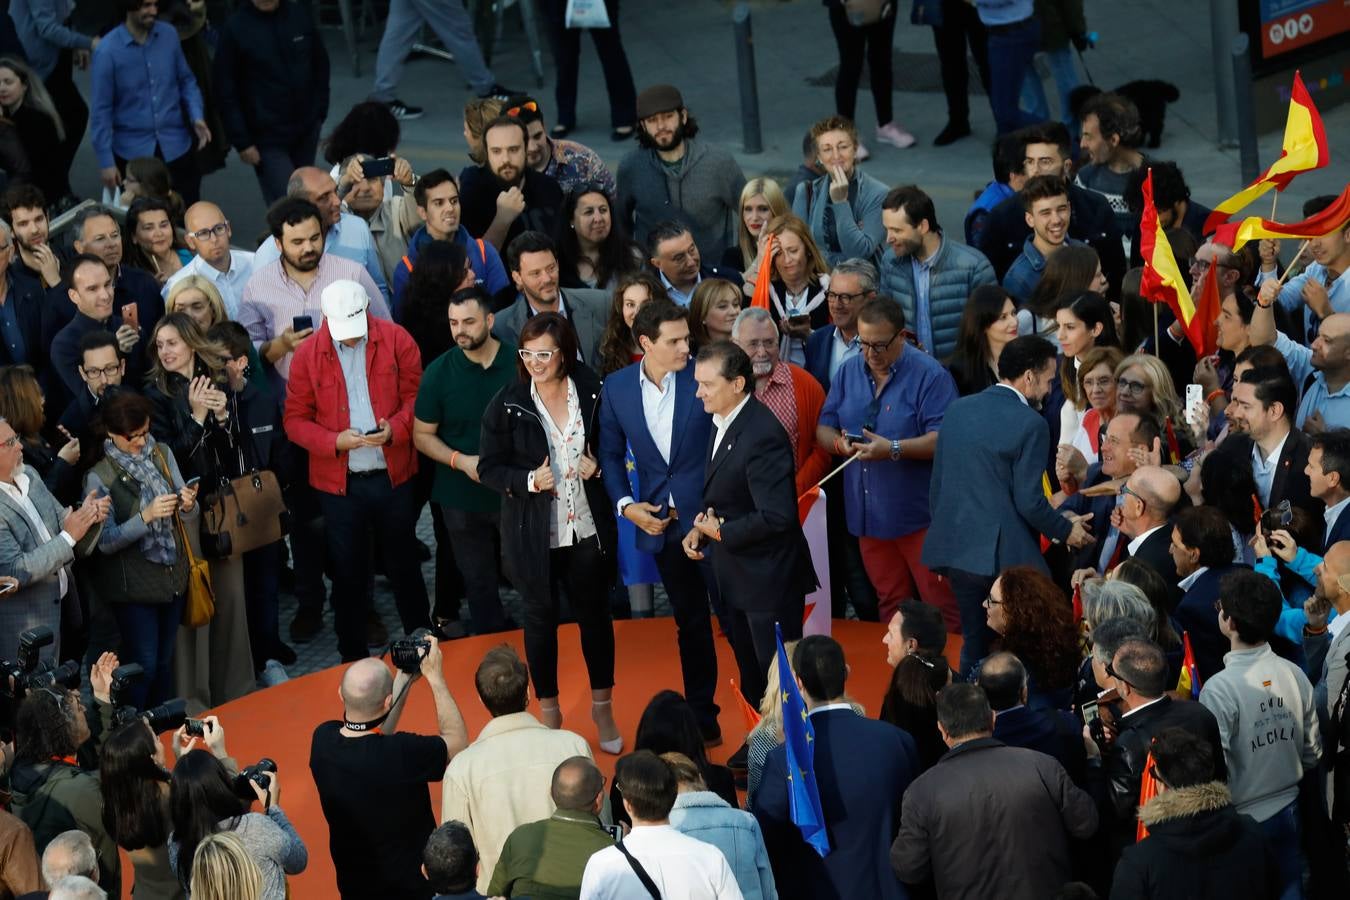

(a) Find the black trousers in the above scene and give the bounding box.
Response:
[931,0,991,125]
[654,527,721,734]
[439,506,508,633]
[317,473,430,662]
[114,143,201,207]
[824,479,878,621]
[520,534,615,699]
[43,51,85,199]
[729,601,804,708]
[826,1,897,126]
[541,0,636,129]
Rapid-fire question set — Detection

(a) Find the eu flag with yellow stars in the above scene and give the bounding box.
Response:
[776,623,830,857]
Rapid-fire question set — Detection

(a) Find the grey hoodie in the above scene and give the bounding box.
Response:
[616,137,746,261]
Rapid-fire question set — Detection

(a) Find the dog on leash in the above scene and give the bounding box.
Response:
[1070,81,1180,148]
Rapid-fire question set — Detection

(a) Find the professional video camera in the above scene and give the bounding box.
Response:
[233,757,277,801]
[0,627,82,736]
[390,627,432,675]
[109,663,188,733]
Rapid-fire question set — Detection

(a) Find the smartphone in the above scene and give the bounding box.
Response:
[121,304,139,330]
[292,315,314,333]
[362,156,396,179]
[184,476,202,489]
[602,824,622,842]
[842,432,864,444]
[185,718,207,738]
[1081,699,1100,725]
[788,314,811,327]
[363,427,383,435]
[1184,383,1203,425]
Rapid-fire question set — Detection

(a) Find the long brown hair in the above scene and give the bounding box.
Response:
[688,278,741,348]
[598,271,668,375]
[1028,244,1101,320]
[145,313,228,396]
[763,215,828,285]
[0,365,45,437]
[995,566,1080,693]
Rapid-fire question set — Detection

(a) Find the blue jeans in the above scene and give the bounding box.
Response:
[986,17,1041,135]
[1258,798,1304,900]
[254,125,320,205]
[1021,46,1082,130]
[371,0,494,99]
[112,594,186,708]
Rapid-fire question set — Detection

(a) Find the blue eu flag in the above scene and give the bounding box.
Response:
[776,623,830,857]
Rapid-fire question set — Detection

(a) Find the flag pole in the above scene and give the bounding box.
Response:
[1153,303,1159,352]
[1277,240,1311,286]
[799,451,861,500]
[1270,192,1278,221]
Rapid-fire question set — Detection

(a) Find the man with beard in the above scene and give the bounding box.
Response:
[460,117,564,252]
[238,197,387,387]
[617,85,746,262]
[1250,283,1350,432]
[252,166,391,303]
[731,306,830,496]
[1217,364,1320,519]
[0,184,61,289]
[504,95,615,198]
[413,286,515,636]
[925,335,1094,675]
[492,231,607,366]
[877,185,995,360]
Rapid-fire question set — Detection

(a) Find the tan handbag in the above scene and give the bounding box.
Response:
[200,470,287,558]
[844,0,893,27]
[175,510,215,629]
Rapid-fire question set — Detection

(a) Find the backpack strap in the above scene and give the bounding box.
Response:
[475,239,487,266]
[615,840,661,899]
[401,255,413,275]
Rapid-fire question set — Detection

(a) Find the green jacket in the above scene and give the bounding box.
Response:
[487,809,615,899]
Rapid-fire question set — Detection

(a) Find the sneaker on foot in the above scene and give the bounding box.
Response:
[876,122,917,149]
[855,141,871,162]
[933,120,971,146]
[478,84,520,99]
[387,99,424,121]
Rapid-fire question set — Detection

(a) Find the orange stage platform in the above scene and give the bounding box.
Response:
[145,618,960,898]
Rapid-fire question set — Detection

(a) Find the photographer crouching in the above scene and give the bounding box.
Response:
[309,632,469,899]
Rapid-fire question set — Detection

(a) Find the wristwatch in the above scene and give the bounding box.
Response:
[890,439,903,461]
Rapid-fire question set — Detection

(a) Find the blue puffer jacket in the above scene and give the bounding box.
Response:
[669,791,777,900]
[878,236,997,361]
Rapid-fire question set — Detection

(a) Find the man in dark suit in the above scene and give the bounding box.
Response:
[0,231,47,374]
[753,635,919,900]
[683,340,816,708]
[492,231,607,366]
[1221,364,1322,519]
[596,299,723,742]
[1307,430,1350,548]
[924,335,1094,675]
[1117,465,1183,605]
[1170,506,1246,682]
[1100,637,1226,854]
[980,652,1087,784]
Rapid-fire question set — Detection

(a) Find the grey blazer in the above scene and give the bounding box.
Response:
[0,466,102,660]
[492,288,609,368]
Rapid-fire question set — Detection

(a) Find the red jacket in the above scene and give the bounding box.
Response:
[283,315,422,494]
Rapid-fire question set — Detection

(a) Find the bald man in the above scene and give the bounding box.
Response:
[1307,542,1350,731]
[1250,286,1350,431]
[310,638,469,899]
[252,167,391,303]
[487,757,614,897]
[161,202,256,318]
[1115,465,1182,593]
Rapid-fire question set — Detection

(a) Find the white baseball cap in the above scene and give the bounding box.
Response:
[320,280,370,341]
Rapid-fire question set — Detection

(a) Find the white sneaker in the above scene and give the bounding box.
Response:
[876,122,917,149]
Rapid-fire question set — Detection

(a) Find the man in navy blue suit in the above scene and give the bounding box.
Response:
[597,299,722,742]
[1308,430,1350,548]
[924,335,1094,675]
[1170,505,1246,683]
[752,635,919,900]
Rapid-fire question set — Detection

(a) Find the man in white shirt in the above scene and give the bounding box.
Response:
[580,750,742,900]
[1115,465,1182,596]
[1223,363,1320,517]
[161,202,254,318]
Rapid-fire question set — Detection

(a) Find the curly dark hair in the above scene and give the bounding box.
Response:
[322,101,401,165]
[14,689,81,766]
[100,720,171,850]
[598,271,668,375]
[993,567,1080,693]
[636,111,699,150]
[555,184,640,291]
[403,240,470,365]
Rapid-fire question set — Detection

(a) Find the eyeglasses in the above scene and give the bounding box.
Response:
[518,349,556,363]
[740,339,776,351]
[0,434,20,449]
[1116,377,1148,396]
[82,363,122,380]
[1082,376,1114,391]
[982,595,1004,607]
[825,289,869,304]
[505,100,539,118]
[859,332,899,355]
[1189,257,1236,273]
[1119,483,1145,511]
[123,428,151,442]
[188,222,230,242]
[1104,660,1136,691]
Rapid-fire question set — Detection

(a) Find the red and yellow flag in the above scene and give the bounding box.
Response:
[1203,71,1329,235]
[1136,750,1161,842]
[1211,184,1350,252]
[1139,169,1202,356]
[1176,631,1201,700]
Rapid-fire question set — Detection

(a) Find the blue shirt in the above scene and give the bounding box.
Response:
[1273,330,1350,430]
[254,212,391,304]
[819,347,958,538]
[89,22,203,168]
[1269,261,1350,339]
[333,335,385,473]
[11,0,93,79]
[1003,236,1083,305]
[659,269,701,307]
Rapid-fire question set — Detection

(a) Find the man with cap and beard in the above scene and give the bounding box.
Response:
[616,84,746,262]
[459,115,565,252]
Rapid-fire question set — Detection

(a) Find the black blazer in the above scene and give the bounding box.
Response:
[993,705,1088,786]
[478,365,617,600]
[1326,502,1350,549]
[1217,429,1322,520]
[1125,524,1182,609]
[1174,563,1245,683]
[702,396,816,613]
[1,268,46,374]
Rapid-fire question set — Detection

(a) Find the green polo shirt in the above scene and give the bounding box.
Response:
[414,341,516,512]
[487,808,615,899]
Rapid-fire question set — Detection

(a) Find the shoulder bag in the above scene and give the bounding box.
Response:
[200,407,288,559]
[153,446,215,628]
[615,839,661,900]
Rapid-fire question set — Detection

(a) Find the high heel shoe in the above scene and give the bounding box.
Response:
[592,699,623,754]
[540,700,563,730]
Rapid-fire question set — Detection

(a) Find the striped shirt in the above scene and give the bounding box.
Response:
[237,254,389,386]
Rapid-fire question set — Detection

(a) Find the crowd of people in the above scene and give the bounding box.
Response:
[0,0,1346,898]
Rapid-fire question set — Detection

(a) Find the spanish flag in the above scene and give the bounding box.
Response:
[1139,169,1203,357]
[1202,71,1329,235]
[1176,631,1201,700]
[1136,750,1160,842]
[1211,183,1350,252]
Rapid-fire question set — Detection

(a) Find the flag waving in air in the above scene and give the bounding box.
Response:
[775,622,830,857]
[1140,169,1206,357]
[1203,70,1329,235]
[1136,749,1161,842]
[1212,184,1350,252]
[1176,631,1201,700]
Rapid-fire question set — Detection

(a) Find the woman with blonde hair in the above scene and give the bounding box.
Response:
[723,177,789,274]
[165,277,266,389]
[1114,352,1184,450]
[745,639,798,805]
[462,96,505,165]
[688,278,742,349]
[758,214,830,366]
[189,831,263,900]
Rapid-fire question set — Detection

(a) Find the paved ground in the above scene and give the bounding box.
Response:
[56,0,1350,678]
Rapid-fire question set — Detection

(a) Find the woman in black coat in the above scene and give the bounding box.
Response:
[478,312,621,752]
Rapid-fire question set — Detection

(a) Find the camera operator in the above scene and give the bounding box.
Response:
[166,748,307,898]
[100,712,232,898]
[309,635,469,900]
[9,653,123,898]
